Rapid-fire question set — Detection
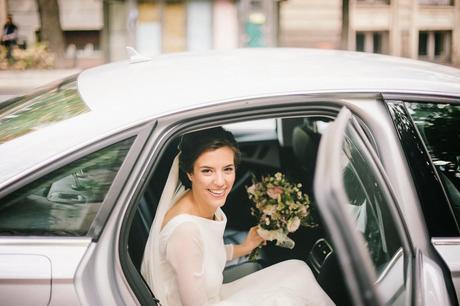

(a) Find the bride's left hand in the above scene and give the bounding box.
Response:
[243,226,265,253]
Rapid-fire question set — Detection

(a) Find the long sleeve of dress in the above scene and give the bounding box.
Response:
[225,244,234,261]
[165,222,209,306]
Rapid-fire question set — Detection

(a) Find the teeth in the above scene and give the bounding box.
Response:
[209,190,225,196]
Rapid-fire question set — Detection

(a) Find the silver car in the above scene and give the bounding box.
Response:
[1,48,459,306]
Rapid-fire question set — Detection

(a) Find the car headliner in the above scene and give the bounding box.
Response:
[2,48,460,188]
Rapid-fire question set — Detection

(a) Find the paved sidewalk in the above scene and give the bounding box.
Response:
[0,69,80,102]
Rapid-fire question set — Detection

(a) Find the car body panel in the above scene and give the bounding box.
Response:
[420,250,452,306]
[0,254,51,306]
[0,237,91,306]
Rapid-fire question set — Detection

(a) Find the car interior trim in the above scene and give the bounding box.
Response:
[376,248,404,284]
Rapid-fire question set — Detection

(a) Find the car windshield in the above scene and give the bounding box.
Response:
[0,76,89,144]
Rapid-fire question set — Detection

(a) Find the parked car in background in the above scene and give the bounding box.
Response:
[0,48,459,306]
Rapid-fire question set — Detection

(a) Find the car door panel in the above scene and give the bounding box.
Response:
[314,106,415,306]
[314,107,382,306]
[0,238,91,306]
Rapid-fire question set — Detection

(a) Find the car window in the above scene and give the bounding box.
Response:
[0,77,89,144]
[224,119,277,142]
[406,102,460,215]
[342,125,403,274]
[0,138,134,236]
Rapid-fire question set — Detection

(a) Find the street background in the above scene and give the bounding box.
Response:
[1,0,460,100]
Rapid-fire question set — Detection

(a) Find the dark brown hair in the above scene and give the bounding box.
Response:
[178,127,240,189]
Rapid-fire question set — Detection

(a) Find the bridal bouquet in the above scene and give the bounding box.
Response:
[246,172,315,260]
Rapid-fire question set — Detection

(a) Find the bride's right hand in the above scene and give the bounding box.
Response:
[243,226,265,252]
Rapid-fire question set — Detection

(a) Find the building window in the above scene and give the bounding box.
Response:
[355,31,388,54]
[64,30,101,51]
[373,32,382,54]
[356,33,365,52]
[418,0,453,5]
[418,31,452,62]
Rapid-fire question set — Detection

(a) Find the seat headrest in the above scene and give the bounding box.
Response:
[292,124,320,171]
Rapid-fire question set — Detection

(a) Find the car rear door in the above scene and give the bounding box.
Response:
[314,107,414,306]
[0,131,146,306]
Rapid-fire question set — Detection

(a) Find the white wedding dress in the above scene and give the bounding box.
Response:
[141,156,335,306]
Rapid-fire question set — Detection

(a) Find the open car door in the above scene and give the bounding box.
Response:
[314,107,413,306]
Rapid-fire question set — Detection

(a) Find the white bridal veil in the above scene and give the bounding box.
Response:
[141,155,185,302]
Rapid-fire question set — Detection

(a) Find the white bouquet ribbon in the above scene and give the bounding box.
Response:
[257,227,295,249]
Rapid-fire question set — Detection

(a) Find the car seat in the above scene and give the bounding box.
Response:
[291,119,322,196]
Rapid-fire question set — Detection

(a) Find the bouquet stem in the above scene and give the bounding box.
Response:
[248,245,261,262]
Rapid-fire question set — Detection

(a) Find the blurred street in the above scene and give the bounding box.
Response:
[0,68,79,102]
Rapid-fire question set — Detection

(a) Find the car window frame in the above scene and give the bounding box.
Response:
[0,120,155,240]
[314,106,414,306]
[118,97,350,305]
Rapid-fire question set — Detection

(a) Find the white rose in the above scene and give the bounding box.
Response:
[247,184,256,195]
[287,217,301,232]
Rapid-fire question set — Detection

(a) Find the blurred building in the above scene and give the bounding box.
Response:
[104,0,280,61]
[0,0,280,64]
[1,0,459,67]
[1,0,104,67]
[279,0,342,49]
[349,0,460,66]
[279,0,460,66]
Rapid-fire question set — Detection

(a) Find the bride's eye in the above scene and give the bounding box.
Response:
[224,167,234,173]
[201,168,212,175]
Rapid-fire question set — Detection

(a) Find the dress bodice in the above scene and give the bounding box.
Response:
[158,208,228,306]
[145,207,335,306]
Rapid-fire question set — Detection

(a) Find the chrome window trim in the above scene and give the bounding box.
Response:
[376,247,404,284]
[88,121,156,240]
[432,238,460,245]
[382,93,460,104]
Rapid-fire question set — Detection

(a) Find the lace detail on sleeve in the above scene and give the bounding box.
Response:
[225,244,234,261]
[165,221,209,306]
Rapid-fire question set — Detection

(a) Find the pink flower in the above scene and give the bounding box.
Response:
[266,186,283,199]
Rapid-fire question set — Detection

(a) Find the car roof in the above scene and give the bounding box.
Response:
[2,48,460,188]
[78,48,460,118]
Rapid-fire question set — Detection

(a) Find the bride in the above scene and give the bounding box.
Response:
[141,127,335,306]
